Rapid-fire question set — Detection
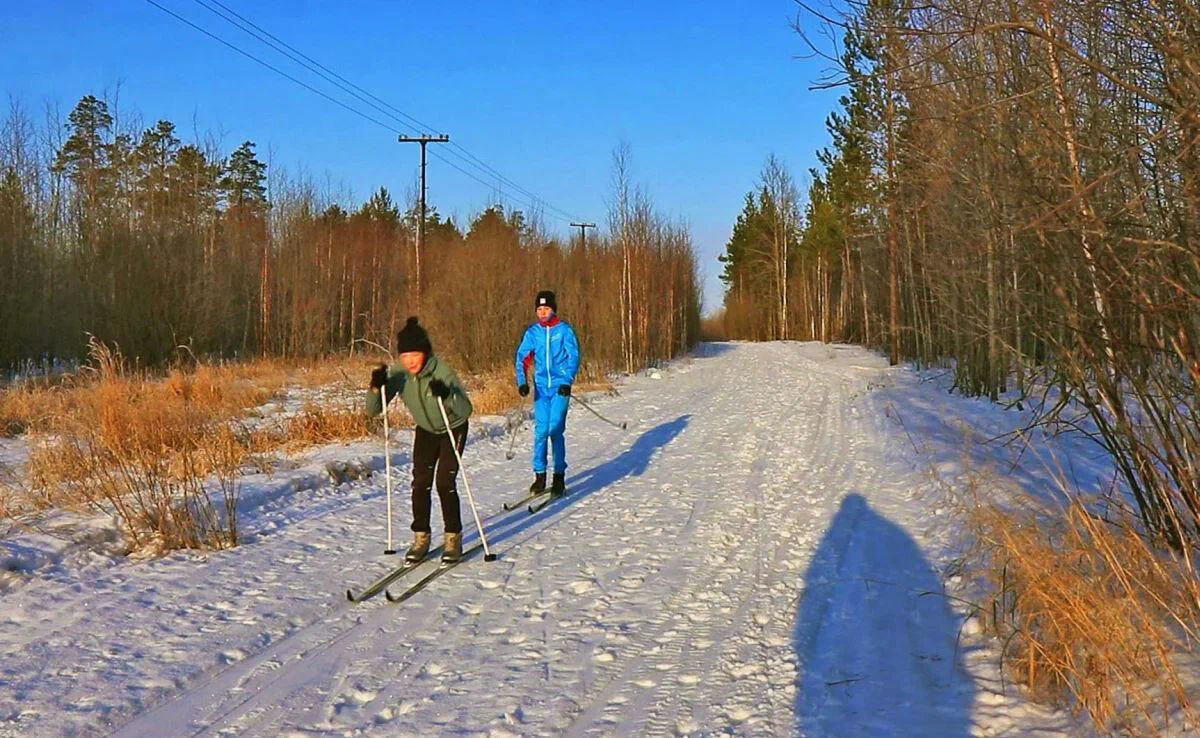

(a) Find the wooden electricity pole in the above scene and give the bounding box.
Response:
[570,221,596,247]
[398,134,450,310]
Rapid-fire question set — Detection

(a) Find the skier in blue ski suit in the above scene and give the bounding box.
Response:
[515,290,580,497]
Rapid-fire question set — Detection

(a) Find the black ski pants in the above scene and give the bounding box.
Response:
[410,422,468,534]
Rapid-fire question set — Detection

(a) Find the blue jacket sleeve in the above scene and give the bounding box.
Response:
[514,326,535,387]
[563,323,581,384]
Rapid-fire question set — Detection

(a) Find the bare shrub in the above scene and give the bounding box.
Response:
[968,491,1200,734]
[27,339,241,552]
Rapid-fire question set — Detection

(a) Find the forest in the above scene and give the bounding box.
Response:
[0,97,700,377]
[718,0,1200,544]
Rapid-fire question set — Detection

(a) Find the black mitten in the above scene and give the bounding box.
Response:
[429,379,451,399]
[370,364,388,389]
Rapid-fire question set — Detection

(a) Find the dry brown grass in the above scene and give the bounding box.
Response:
[0,389,36,437]
[17,341,247,551]
[1,342,570,553]
[968,491,1200,734]
[12,347,377,504]
[0,462,19,521]
[0,375,75,437]
[467,371,525,418]
[1,353,285,441]
[259,403,370,453]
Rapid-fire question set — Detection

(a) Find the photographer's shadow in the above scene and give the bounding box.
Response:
[794,494,974,736]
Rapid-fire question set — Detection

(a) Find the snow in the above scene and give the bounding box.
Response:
[0,341,1089,735]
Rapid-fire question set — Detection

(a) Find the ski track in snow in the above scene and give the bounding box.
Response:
[0,342,1077,736]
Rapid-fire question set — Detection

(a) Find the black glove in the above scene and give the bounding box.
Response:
[428,378,451,399]
[558,384,572,397]
[370,364,388,390]
[518,384,530,397]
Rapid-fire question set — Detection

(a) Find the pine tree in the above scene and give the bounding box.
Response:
[425,212,462,247]
[53,95,112,185]
[170,144,220,229]
[466,206,523,249]
[219,141,268,212]
[718,158,799,340]
[53,95,116,233]
[719,192,761,293]
[357,186,400,226]
[217,141,269,353]
[134,120,180,221]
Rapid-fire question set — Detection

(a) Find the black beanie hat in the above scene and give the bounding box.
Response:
[535,290,557,312]
[396,316,432,355]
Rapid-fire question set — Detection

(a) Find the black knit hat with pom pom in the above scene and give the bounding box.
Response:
[396,316,432,354]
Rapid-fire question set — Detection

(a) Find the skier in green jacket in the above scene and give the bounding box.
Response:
[366,317,473,563]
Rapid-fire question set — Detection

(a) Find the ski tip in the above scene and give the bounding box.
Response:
[346,589,356,602]
[384,590,397,602]
[484,553,498,562]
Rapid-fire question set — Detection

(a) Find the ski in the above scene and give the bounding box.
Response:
[384,545,481,603]
[502,490,547,511]
[346,549,441,602]
[352,486,527,602]
[528,490,565,514]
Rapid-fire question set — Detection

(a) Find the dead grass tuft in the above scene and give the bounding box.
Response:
[466,372,524,418]
[263,403,369,453]
[18,339,249,550]
[969,490,1200,734]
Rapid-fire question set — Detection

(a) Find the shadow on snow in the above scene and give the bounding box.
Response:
[465,415,692,551]
[794,493,974,736]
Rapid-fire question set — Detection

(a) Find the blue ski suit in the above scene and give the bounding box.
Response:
[514,317,581,474]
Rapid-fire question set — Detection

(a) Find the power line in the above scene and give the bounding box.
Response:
[143,0,402,135]
[166,0,584,223]
[200,0,581,221]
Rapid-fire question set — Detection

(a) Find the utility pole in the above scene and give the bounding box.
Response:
[570,221,596,248]
[398,134,450,311]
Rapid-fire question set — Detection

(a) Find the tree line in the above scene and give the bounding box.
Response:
[718,0,1200,544]
[0,95,700,377]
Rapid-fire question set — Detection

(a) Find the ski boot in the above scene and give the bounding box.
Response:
[405,532,431,563]
[442,532,463,564]
[550,472,566,498]
[529,472,547,495]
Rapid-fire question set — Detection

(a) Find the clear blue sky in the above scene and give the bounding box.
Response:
[2,1,840,314]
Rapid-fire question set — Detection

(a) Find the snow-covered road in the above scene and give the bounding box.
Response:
[1,342,1071,736]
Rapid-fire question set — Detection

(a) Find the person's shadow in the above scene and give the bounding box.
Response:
[565,414,691,497]
[794,493,974,736]
[480,415,691,547]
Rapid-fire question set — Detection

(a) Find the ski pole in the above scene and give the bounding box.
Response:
[436,397,497,562]
[571,395,628,430]
[381,383,397,555]
[505,420,521,460]
[505,399,526,460]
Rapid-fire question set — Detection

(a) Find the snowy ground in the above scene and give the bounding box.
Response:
[0,342,1084,736]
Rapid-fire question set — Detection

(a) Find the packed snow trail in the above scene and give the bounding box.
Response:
[0,342,1072,736]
